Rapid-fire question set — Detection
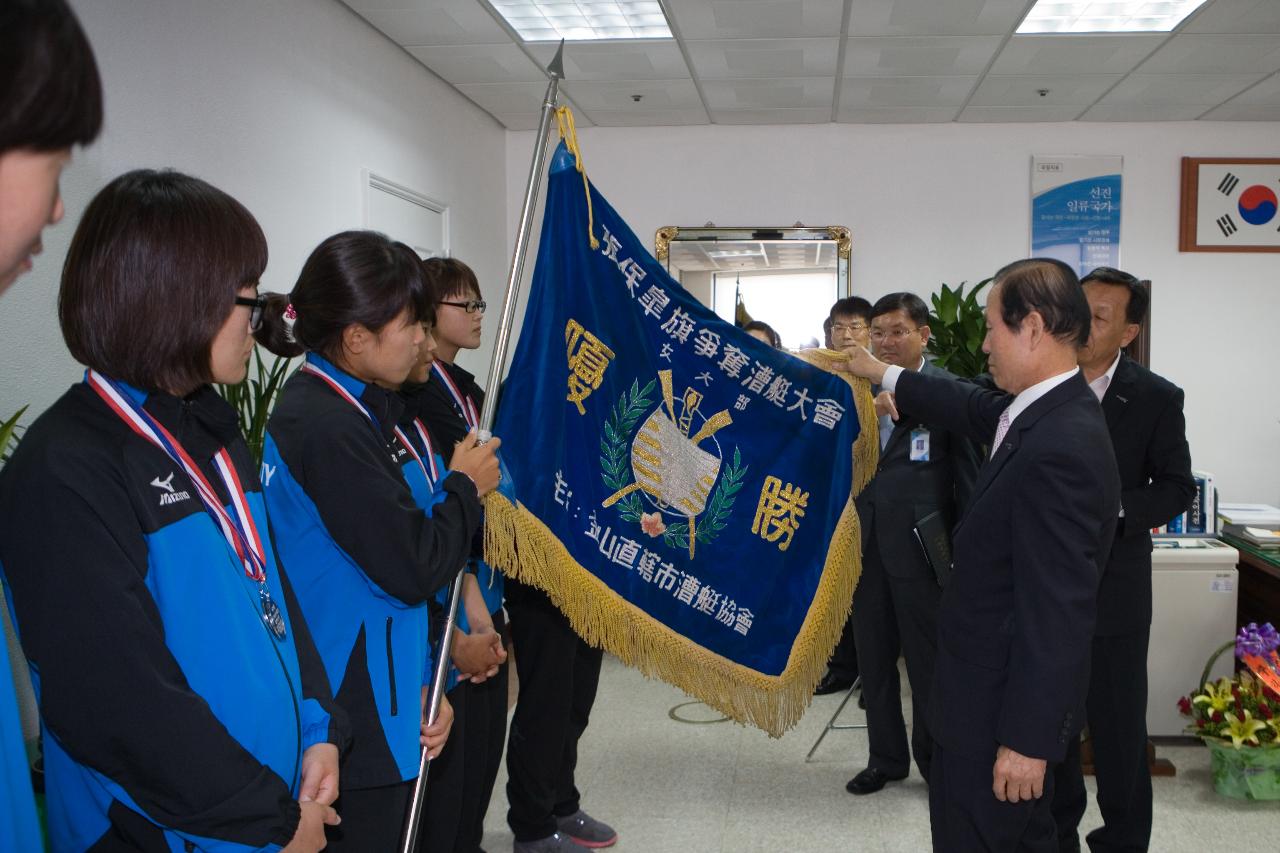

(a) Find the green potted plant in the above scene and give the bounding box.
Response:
[215,349,293,466]
[925,279,991,379]
[1178,622,1280,800]
[1,406,28,465]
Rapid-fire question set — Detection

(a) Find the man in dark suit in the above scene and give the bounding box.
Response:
[846,293,980,796]
[845,259,1120,852]
[1052,268,1195,853]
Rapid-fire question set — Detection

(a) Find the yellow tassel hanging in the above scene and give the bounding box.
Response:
[554,106,599,251]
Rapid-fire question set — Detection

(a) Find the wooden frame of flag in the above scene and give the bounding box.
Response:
[1180,157,1280,253]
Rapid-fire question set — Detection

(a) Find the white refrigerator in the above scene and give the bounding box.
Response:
[1147,538,1239,737]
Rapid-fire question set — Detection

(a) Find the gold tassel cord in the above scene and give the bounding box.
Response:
[482,359,878,738]
[555,106,599,250]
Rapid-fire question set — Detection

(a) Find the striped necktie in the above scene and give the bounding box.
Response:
[990,409,1012,460]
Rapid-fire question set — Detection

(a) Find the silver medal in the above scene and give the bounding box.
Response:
[260,586,287,640]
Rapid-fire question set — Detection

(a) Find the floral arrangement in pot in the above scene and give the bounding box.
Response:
[1179,622,1280,800]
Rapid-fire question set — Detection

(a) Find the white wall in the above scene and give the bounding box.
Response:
[507,121,1280,504]
[0,0,508,422]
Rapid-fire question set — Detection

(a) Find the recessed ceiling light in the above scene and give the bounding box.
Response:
[487,1,672,41]
[708,249,764,259]
[1016,0,1210,34]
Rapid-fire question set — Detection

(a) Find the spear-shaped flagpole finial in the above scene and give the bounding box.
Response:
[548,38,566,80]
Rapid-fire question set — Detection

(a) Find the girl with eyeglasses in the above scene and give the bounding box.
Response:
[417,257,617,852]
[410,257,512,852]
[0,169,347,852]
[255,233,502,851]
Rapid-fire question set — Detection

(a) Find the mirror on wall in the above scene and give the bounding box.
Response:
[656,226,851,351]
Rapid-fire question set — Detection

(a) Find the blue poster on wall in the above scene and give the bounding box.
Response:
[1031,155,1122,277]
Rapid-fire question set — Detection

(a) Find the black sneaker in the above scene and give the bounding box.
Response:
[555,810,618,849]
[513,832,590,852]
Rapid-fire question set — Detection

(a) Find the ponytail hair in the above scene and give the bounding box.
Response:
[257,230,426,361]
[255,293,303,358]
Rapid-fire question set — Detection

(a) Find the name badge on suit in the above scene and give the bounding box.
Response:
[909,428,930,462]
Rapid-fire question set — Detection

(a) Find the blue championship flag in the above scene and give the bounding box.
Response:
[486,138,877,736]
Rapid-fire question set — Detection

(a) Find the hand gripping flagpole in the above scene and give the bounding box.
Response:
[400,40,565,853]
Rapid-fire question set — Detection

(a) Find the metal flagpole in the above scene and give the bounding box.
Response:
[477,40,566,440]
[399,40,566,853]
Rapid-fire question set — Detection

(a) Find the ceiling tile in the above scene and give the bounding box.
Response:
[561,78,705,111]
[684,38,839,78]
[404,43,545,84]
[1099,73,1266,105]
[989,34,1166,75]
[970,74,1122,106]
[340,1,1280,128]
[700,77,835,109]
[847,0,1033,37]
[710,107,834,124]
[666,0,845,39]
[525,40,692,80]
[836,106,958,122]
[1220,72,1280,104]
[1138,35,1280,74]
[842,36,1003,76]
[585,108,712,126]
[1183,0,1280,34]
[1078,103,1211,121]
[957,105,1084,122]
[1199,102,1280,120]
[839,76,977,108]
[454,81,559,113]
[344,1,512,46]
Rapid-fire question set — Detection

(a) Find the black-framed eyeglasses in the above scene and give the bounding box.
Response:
[439,299,486,314]
[235,295,268,331]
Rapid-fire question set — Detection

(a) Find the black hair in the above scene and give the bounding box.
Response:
[421,256,482,307]
[870,292,930,327]
[1081,266,1149,326]
[992,258,1090,349]
[257,231,426,361]
[743,320,782,348]
[828,296,872,324]
[60,170,267,394]
[0,0,103,152]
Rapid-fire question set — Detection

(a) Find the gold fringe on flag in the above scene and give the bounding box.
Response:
[483,349,879,738]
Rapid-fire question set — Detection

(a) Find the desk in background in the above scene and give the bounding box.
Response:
[1220,532,1280,628]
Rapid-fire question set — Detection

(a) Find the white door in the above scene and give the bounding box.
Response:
[364,171,448,260]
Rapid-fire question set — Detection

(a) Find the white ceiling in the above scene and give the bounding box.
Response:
[668,238,838,272]
[341,0,1280,127]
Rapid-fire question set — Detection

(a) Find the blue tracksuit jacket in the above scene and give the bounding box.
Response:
[261,355,480,790]
[0,381,346,852]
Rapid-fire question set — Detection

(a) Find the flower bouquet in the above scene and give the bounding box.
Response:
[1178,622,1280,800]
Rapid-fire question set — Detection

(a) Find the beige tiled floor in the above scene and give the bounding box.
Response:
[482,656,1280,852]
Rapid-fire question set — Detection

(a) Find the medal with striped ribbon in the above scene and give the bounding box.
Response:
[86,371,287,640]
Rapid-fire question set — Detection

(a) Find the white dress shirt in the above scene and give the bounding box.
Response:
[879,356,925,450]
[881,363,1079,434]
[1087,351,1122,403]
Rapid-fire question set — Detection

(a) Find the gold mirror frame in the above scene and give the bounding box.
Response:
[655,226,851,297]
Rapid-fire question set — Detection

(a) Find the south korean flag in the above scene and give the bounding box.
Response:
[1193,162,1280,247]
